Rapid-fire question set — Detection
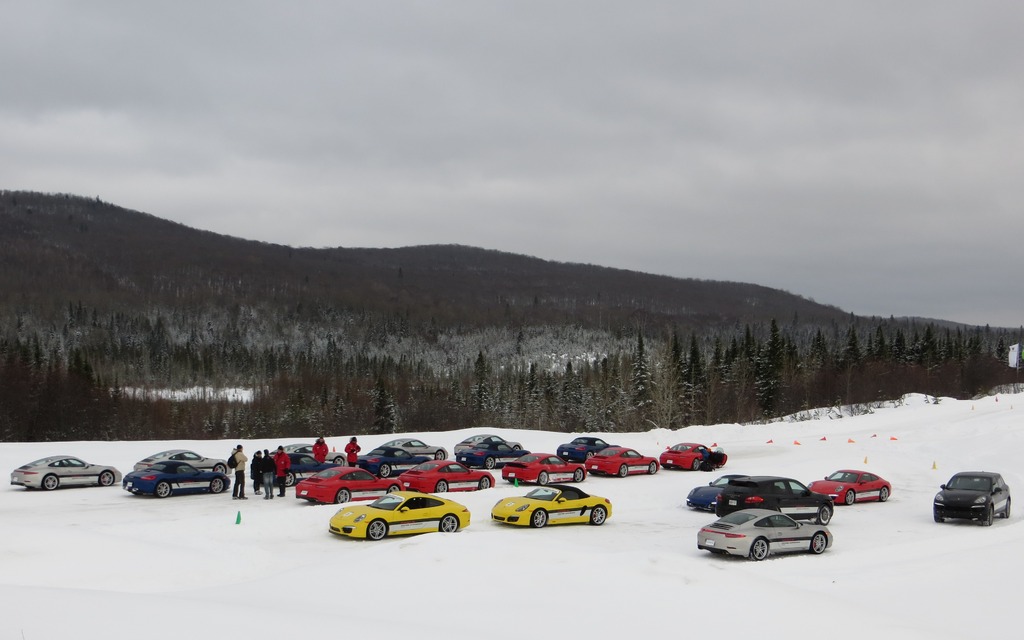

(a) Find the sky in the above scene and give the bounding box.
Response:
[4,391,1023,638]
[3,1,1023,327]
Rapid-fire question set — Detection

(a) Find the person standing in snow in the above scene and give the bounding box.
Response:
[312,436,328,464]
[250,450,263,496]
[231,445,248,499]
[273,446,291,497]
[345,437,361,467]
[260,449,276,499]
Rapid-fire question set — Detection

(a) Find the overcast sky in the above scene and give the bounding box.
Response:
[3,2,1022,328]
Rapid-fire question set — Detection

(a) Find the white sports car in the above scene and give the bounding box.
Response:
[133,449,228,473]
[381,438,448,460]
[11,456,123,491]
[698,508,832,560]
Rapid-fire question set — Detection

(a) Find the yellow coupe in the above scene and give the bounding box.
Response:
[329,491,470,540]
[491,484,612,528]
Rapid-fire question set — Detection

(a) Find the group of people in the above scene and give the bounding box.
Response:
[227,436,362,500]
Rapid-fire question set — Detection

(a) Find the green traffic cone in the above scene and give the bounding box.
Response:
[514,478,518,487]
[235,510,241,525]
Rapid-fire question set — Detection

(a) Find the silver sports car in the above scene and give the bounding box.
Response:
[453,434,522,453]
[133,449,228,473]
[381,438,448,460]
[11,456,123,491]
[282,443,347,464]
[697,508,832,560]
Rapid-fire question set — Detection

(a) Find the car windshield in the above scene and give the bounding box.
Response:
[367,449,388,456]
[524,488,559,502]
[369,495,405,511]
[948,475,992,491]
[518,454,543,463]
[411,462,442,472]
[711,476,733,487]
[671,444,692,452]
[827,471,859,483]
[719,512,759,525]
[314,469,343,479]
[595,449,620,457]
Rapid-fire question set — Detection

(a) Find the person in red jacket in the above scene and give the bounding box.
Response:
[344,437,361,467]
[312,436,328,464]
[273,446,291,497]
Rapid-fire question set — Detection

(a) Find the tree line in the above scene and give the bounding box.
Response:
[1,304,1019,442]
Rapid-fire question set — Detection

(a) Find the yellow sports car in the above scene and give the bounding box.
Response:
[329,491,471,540]
[491,484,612,528]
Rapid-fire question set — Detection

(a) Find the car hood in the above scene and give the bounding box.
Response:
[938,488,990,505]
[809,481,844,491]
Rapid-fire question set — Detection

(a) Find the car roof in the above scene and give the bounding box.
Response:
[950,471,1001,479]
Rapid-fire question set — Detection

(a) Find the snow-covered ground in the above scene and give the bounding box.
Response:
[3,393,1021,639]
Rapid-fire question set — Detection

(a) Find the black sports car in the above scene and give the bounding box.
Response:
[933,471,1011,526]
[714,475,834,524]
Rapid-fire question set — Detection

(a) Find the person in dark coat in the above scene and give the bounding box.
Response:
[273,446,291,497]
[250,450,263,496]
[260,449,276,499]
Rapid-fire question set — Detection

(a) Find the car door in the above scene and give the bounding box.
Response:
[173,464,207,493]
[857,473,883,501]
[992,475,1010,515]
[394,496,444,534]
[776,479,818,519]
[757,513,805,552]
[541,456,575,483]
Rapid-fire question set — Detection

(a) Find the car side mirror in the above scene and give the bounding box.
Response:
[994,487,1003,494]
[557,498,566,503]
[940,484,947,490]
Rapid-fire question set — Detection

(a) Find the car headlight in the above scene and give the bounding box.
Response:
[934,493,944,503]
[974,496,988,505]
[834,485,844,492]
[354,514,366,523]
[515,504,530,512]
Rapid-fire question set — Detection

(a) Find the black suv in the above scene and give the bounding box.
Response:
[714,476,834,524]
[933,471,1011,526]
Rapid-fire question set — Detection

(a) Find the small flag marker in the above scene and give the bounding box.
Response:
[864,456,868,464]
[819,436,827,441]
[932,461,938,470]
[766,439,774,444]
[847,438,855,443]
[793,440,801,445]
[890,436,898,441]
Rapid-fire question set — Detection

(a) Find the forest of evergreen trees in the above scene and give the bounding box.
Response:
[1,302,1020,443]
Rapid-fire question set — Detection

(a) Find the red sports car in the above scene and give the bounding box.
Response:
[587,447,659,477]
[398,460,495,493]
[659,443,728,471]
[294,467,401,504]
[808,469,891,505]
[502,453,586,485]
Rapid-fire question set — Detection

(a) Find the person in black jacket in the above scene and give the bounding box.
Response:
[260,449,277,499]
[250,450,263,496]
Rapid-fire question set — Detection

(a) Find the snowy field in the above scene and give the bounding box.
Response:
[3,392,1022,639]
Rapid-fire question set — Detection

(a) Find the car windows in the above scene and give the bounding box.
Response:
[350,470,375,481]
[785,480,809,494]
[526,488,558,501]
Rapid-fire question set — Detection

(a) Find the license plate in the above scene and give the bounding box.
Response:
[703,539,715,546]
[507,473,516,478]
[300,490,307,496]
[590,465,598,469]
[126,482,133,488]
[666,459,674,464]
[729,499,737,506]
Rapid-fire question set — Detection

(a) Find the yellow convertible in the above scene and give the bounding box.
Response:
[491,484,612,528]
[329,491,471,540]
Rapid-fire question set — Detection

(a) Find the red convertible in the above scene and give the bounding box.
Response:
[808,469,891,505]
[294,467,401,504]
[399,460,495,493]
[587,447,659,477]
[659,443,727,471]
[502,453,586,485]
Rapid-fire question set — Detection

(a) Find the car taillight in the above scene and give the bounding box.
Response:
[141,475,157,481]
[575,446,586,451]
[744,496,765,504]
[369,458,380,463]
[21,471,37,475]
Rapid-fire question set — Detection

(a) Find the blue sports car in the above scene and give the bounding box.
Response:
[282,453,342,487]
[123,461,231,498]
[686,474,746,511]
[357,447,431,478]
[556,437,617,462]
[457,442,530,469]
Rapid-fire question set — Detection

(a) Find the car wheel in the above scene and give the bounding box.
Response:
[530,509,548,528]
[589,505,608,526]
[879,486,890,502]
[844,489,856,505]
[331,456,346,465]
[647,461,658,475]
[809,532,828,554]
[537,471,549,485]
[42,474,60,491]
[210,477,225,493]
[285,471,296,487]
[983,505,994,526]
[386,484,400,494]
[573,468,585,483]
[1003,498,1011,519]
[691,458,701,471]
[484,457,496,470]
[585,451,595,459]
[512,445,522,451]
[334,488,351,504]
[434,450,447,460]
[749,537,770,561]
[155,481,172,498]
[816,504,833,525]
[478,476,491,490]
[378,464,392,478]
[366,519,388,540]
[618,464,628,478]
[98,470,115,487]
[933,510,944,523]
[212,464,227,474]
[439,514,460,533]
[435,480,449,493]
